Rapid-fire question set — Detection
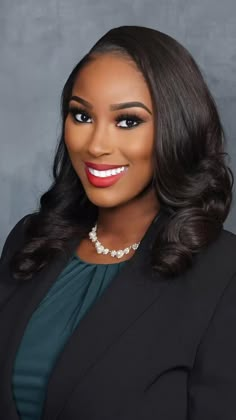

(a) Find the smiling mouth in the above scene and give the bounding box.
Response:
[87,166,128,178]
[84,165,128,188]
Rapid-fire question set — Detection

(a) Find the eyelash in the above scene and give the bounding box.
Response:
[68,106,145,129]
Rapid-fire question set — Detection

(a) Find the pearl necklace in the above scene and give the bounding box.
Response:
[88,223,140,259]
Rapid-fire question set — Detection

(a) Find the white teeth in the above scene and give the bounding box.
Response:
[87,166,127,178]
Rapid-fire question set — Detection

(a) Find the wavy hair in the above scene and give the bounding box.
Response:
[10,25,234,281]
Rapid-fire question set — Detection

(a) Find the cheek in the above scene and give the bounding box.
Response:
[64,118,75,149]
[124,128,155,163]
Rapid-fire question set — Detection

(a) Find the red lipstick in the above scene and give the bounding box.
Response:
[84,164,128,188]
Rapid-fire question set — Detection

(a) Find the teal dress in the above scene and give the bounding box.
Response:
[12,253,127,420]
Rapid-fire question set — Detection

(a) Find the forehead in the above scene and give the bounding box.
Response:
[72,53,152,108]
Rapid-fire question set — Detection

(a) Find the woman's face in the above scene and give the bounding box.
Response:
[64,52,155,208]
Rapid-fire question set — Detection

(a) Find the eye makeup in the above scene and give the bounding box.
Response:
[68,106,146,129]
[115,113,145,129]
[69,106,92,123]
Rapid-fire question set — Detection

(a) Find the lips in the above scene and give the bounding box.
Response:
[84,161,128,170]
[84,165,128,188]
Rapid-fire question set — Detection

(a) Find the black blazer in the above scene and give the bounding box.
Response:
[1,210,236,420]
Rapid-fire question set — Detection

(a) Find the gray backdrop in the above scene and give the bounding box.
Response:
[0,0,236,251]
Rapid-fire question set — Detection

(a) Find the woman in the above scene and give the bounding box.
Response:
[0,25,236,420]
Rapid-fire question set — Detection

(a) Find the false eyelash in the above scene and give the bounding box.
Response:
[115,113,144,124]
[69,106,91,120]
[68,106,145,126]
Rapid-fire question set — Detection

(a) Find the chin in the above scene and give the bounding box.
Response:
[84,190,129,209]
[86,197,122,209]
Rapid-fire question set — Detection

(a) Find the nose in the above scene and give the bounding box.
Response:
[86,122,113,158]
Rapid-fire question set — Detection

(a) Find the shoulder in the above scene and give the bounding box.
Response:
[213,227,236,246]
[0,213,33,262]
[201,227,236,252]
[176,227,236,334]
[188,227,236,292]
[191,227,236,275]
[160,227,236,331]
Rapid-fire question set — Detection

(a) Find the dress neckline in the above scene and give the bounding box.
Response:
[73,252,128,266]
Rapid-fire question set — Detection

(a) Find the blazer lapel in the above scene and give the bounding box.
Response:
[42,208,171,419]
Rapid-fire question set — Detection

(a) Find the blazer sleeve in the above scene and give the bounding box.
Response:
[0,214,31,262]
[188,271,236,419]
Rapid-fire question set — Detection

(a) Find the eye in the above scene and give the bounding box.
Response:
[116,113,144,129]
[69,107,92,124]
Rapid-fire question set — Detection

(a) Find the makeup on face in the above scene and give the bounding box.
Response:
[64,53,155,209]
[68,103,147,130]
[67,101,150,188]
[84,163,129,188]
[70,95,153,115]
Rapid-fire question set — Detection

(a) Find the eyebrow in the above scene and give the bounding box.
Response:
[70,95,152,115]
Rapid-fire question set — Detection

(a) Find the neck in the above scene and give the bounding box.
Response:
[96,188,160,246]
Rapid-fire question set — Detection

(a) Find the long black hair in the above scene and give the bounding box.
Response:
[10,25,234,280]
